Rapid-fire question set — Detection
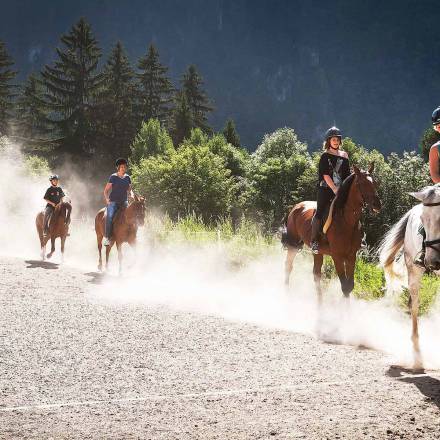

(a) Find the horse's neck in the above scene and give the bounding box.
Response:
[342,180,363,226]
[124,204,138,228]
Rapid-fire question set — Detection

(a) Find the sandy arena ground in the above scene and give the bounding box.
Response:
[1,255,440,439]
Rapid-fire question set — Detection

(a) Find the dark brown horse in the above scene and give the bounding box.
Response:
[95,195,146,273]
[283,164,380,300]
[36,201,72,262]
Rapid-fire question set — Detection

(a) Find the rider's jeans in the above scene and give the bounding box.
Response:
[105,201,128,239]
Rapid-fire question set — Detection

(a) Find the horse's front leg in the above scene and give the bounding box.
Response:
[117,243,123,276]
[332,254,354,298]
[105,242,113,271]
[407,266,424,371]
[46,237,56,259]
[313,254,324,305]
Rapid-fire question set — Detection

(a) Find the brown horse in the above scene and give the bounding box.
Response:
[283,164,380,300]
[95,195,146,273]
[36,201,72,262]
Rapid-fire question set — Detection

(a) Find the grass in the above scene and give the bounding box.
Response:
[145,213,440,314]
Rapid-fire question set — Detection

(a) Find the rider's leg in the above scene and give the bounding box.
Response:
[311,188,332,254]
[43,205,54,235]
[414,224,426,268]
[104,202,117,245]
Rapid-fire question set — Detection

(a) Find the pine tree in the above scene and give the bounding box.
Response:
[171,91,193,146]
[181,65,213,133]
[137,44,174,124]
[98,41,137,160]
[16,73,50,140]
[223,118,241,148]
[0,40,17,135]
[40,18,103,156]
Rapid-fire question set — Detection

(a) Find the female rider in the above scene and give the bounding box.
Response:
[310,127,351,254]
[414,107,440,266]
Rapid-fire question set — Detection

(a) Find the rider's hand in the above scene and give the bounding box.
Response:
[333,187,339,195]
[105,198,110,205]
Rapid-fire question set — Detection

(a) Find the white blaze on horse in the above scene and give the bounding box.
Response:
[379,184,440,371]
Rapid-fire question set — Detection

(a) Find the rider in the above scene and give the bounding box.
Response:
[414,106,440,267]
[310,127,351,254]
[102,158,134,246]
[43,175,65,236]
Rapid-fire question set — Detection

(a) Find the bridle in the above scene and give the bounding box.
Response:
[422,201,440,249]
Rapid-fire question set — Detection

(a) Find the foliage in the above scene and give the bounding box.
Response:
[129,118,174,164]
[223,119,241,148]
[253,127,307,163]
[137,44,174,125]
[0,40,16,135]
[40,18,103,157]
[24,155,50,177]
[132,143,233,220]
[420,126,440,162]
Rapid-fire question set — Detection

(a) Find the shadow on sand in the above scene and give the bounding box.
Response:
[84,271,120,285]
[25,260,59,270]
[387,365,440,410]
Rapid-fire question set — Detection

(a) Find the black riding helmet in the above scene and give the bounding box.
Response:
[325,126,342,141]
[49,174,59,181]
[432,107,440,126]
[115,158,128,167]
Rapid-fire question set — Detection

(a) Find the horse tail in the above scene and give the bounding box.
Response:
[280,204,303,249]
[378,210,410,280]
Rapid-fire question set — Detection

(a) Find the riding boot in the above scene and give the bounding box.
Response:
[310,216,321,254]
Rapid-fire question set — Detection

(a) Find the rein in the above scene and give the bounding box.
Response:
[422,201,440,248]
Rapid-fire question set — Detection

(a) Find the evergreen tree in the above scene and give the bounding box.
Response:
[16,73,49,140]
[181,65,213,132]
[223,118,241,148]
[171,91,193,146]
[137,44,173,124]
[0,40,17,135]
[98,41,137,159]
[40,18,103,156]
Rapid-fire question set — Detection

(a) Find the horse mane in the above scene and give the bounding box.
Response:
[333,173,356,213]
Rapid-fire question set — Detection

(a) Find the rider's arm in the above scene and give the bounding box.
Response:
[429,145,440,183]
[103,183,112,204]
[323,175,338,194]
[44,198,56,207]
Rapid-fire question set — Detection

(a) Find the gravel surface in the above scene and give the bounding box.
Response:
[1,256,440,439]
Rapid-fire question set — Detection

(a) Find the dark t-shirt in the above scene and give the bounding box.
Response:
[108,173,131,203]
[318,152,350,188]
[44,186,65,207]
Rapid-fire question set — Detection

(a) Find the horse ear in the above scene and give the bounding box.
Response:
[353,165,361,175]
[410,186,434,202]
[368,162,375,174]
[134,194,139,202]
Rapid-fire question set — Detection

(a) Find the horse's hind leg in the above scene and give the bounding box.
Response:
[97,241,103,271]
[284,247,298,288]
[408,267,424,371]
[313,254,324,305]
[105,243,113,271]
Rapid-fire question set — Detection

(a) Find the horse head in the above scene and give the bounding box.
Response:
[59,201,72,225]
[130,194,146,227]
[411,184,440,271]
[353,163,381,214]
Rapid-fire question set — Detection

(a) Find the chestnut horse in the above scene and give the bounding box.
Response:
[36,201,72,261]
[95,195,146,273]
[283,164,380,300]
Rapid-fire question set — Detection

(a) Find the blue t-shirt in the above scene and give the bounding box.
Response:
[108,173,131,203]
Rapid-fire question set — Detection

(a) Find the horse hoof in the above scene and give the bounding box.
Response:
[98,265,102,272]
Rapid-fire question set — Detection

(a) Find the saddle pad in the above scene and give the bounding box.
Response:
[323,198,336,234]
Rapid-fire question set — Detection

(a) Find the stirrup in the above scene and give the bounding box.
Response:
[311,241,319,254]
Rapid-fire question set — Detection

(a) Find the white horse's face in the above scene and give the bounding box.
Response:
[412,185,440,270]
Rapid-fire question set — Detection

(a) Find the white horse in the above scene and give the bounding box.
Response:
[379,184,440,371]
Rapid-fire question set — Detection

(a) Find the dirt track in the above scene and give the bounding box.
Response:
[1,255,440,439]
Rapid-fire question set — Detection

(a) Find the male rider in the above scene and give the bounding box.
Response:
[43,175,65,236]
[102,158,134,246]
